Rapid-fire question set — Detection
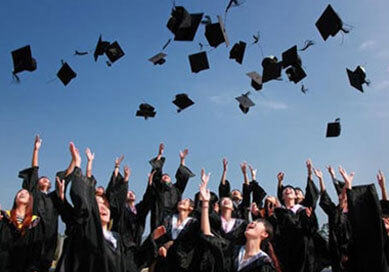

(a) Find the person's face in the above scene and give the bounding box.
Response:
[221,197,234,210]
[177,198,192,212]
[96,196,111,225]
[127,190,136,202]
[265,196,277,211]
[245,221,269,240]
[16,189,30,205]
[282,187,296,201]
[231,190,242,201]
[95,187,105,196]
[38,177,51,192]
[161,174,171,183]
[295,189,304,203]
[213,202,220,213]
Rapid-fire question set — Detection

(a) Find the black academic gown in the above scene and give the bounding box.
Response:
[0,211,42,272]
[346,184,389,272]
[219,179,251,220]
[154,214,199,272]
[149,157,195,231]
[319,190,352,272]
[18,166,59,272]
[278,177,319,209]
[200,234,275,272]
[272,205,318,272]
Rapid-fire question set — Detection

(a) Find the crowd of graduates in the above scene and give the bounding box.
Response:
[1,136,389,272]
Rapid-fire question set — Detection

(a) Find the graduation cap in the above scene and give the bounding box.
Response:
[205,16,229,48]
[246,72,263,91]
[262,56,282,83]
[235,91,255,114]
[229,41,246,64]
[316,5,347,41]
[57,62,77,86]
[105,41,125,64]
[149,53,167,65]
[188,51,210,73]
[326,118,341,138]
[136,103,156,119]
[333,179,345,195]
[11,45,37,80]
[172,93,194,112]
[94,35,110,61]
[167,6,203,41]
[282,45,301,69]
[346,66,369,93]
[285,65,306,84]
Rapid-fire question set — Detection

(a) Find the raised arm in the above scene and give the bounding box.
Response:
[277,172,285,202]
[313,168,325,193]
[327,165,337,182]
[200,169,213,236]
[241,162,249,185]
[175,148,194,194]
[114,155,124,178]
[32,135,41,167]
[306,159,313,181]
[85,148,95,178]
[221,158,228,186]
[149,143,166,185]
[377,170,388,201]
[339,166,354,190]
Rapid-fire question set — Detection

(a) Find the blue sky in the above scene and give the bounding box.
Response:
[1,0,389,228]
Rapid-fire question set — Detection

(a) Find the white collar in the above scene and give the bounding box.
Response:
[171,214,192,240]
[282,203,304,214]
[103,229,117,249]
[221,216,236,233]
[238,246,268,271]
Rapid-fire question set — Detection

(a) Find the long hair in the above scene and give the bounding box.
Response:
[256,219,282,272]
[10,189,34,235]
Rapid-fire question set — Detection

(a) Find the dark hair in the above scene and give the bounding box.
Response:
[256,219,282,272]
[10,189,34,235]
[38,176,51,191]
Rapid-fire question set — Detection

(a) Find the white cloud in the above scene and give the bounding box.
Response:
[374,80,389,90]
[258,100,288,110]
[209,95,232,104]
[359,40,377,51]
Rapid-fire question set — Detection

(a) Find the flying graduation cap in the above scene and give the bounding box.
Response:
[149,53,167,65]
[94,35,110,61]
[326,118,341,138]
[282,45,306,84]
[235,91,255,114]
[262,56,282,83]
[229,41,246,64]
[167,6,204,41]
[93,35,125,65]
[346,66,369,93]
[57,61,77,86]
[205,16,230,48]
[246,72,263,91]
[172,93,195,112]
[316,5,349,41]
[136,103,156,119]
[188,51,210,73]
[11,45,37,81]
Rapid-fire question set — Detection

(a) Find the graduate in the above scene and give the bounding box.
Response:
[0,189,42,272]
[18,135,60,272]
[199,169,279,272]
[148,143,195,231]
[218,159,252,220]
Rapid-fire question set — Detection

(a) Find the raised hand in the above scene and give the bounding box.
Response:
[148,170,157,186]
[223,158,228,172]
[277,172,285,183]
[179,149,189,165]
[152,225,166,240]
[85,148,95,161]
[56,177,65,201]
[124,165,131,182]
[158,246,168,258]
[249,164,257,180]
[115,155,124,167]
[199,169,211,202]
[34,135,42,150]
[306,159,313,178]
[240,162,247,174]
[158,143,165,156]
[313,168,323,180]
[70,142,81,167]
[377,170,386,189]
[326,165,336,180]
[339,166,354,189]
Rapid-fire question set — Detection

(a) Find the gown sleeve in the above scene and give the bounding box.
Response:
[219,179,231,199]
[174,164,195,195]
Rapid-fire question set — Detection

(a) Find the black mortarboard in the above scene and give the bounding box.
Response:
[172,93,194,112]
[94,35,110,61]
[333,179,345,195]
[149,53,167,65]
[136,103,156,119]
[381,200,389,217]
[167,6,203,41]
[326,118,341,138]
[235,92,255,114]
[188,51,210,73]
[282,45,301,68]
[262,56,282,83]
[11,45,37,78]
[229,41,246,64]
[105,41,125,63]
[57,62,77,86]
[205,16,229,48]
[347,66,368,93]
[316,5,345,41]
[286,65,306,84]
[246,72,263,91]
